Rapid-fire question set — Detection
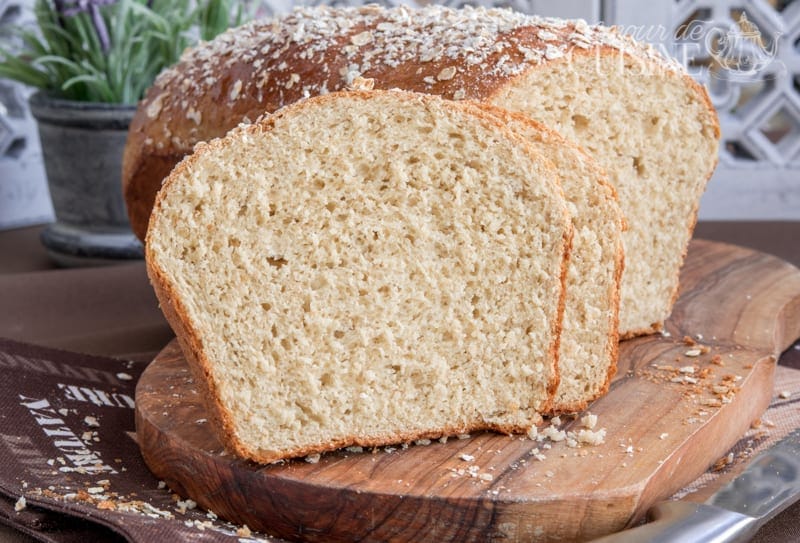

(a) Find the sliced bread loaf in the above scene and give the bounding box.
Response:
[123,5,720,338]
[145,90,573,463]
[481,106,624,413]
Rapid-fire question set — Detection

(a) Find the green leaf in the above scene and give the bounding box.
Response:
[0,59,51,88]
[2,0,252,102]
[62,73,116,102]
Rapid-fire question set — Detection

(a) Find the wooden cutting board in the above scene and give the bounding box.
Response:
[135,239,800,542]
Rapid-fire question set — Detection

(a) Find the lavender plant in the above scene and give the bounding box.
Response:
[0,0,246,103]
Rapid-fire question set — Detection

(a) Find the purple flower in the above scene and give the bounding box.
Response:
[57,0,117,17]
[55,0,118,53]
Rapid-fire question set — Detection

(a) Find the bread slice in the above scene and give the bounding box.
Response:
[145,90,573,463]
[123,5,719,338]
[481,106,624,412]
[486,48,719,338]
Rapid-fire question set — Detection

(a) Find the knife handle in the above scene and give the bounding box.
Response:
[590,501,760,543]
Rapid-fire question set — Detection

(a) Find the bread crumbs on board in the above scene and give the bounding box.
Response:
[14,496,26,512]
[640,339,743,410]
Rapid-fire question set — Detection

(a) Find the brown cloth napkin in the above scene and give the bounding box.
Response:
[0,338,278,543]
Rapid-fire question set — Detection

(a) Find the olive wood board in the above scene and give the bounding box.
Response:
[135,239,800,542]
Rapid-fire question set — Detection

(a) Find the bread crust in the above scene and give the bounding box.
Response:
[146,89,572,463]
[123,5,715,242]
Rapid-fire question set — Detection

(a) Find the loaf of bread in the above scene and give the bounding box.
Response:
[123,5,720,338]
[145,89,574,463]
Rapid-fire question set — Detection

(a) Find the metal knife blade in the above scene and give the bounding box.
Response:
[591,426,800,543]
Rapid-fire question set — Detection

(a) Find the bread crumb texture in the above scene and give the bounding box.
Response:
[485,109,623,412]
[491,53,719,337]
[147,90,571,463]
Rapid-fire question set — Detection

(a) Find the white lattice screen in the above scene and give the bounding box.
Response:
[0,0,53,229]
[1,0,798,228]
[610,0,800,219]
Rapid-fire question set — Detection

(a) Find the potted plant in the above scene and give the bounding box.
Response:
[0,0,245,266]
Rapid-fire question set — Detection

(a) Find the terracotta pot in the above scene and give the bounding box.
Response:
[28,91,143,266]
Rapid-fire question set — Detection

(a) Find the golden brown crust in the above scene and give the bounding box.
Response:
[544,220,572,412]
[123,5,695,242]
[146,89,570,464]
[144,137,245,457]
